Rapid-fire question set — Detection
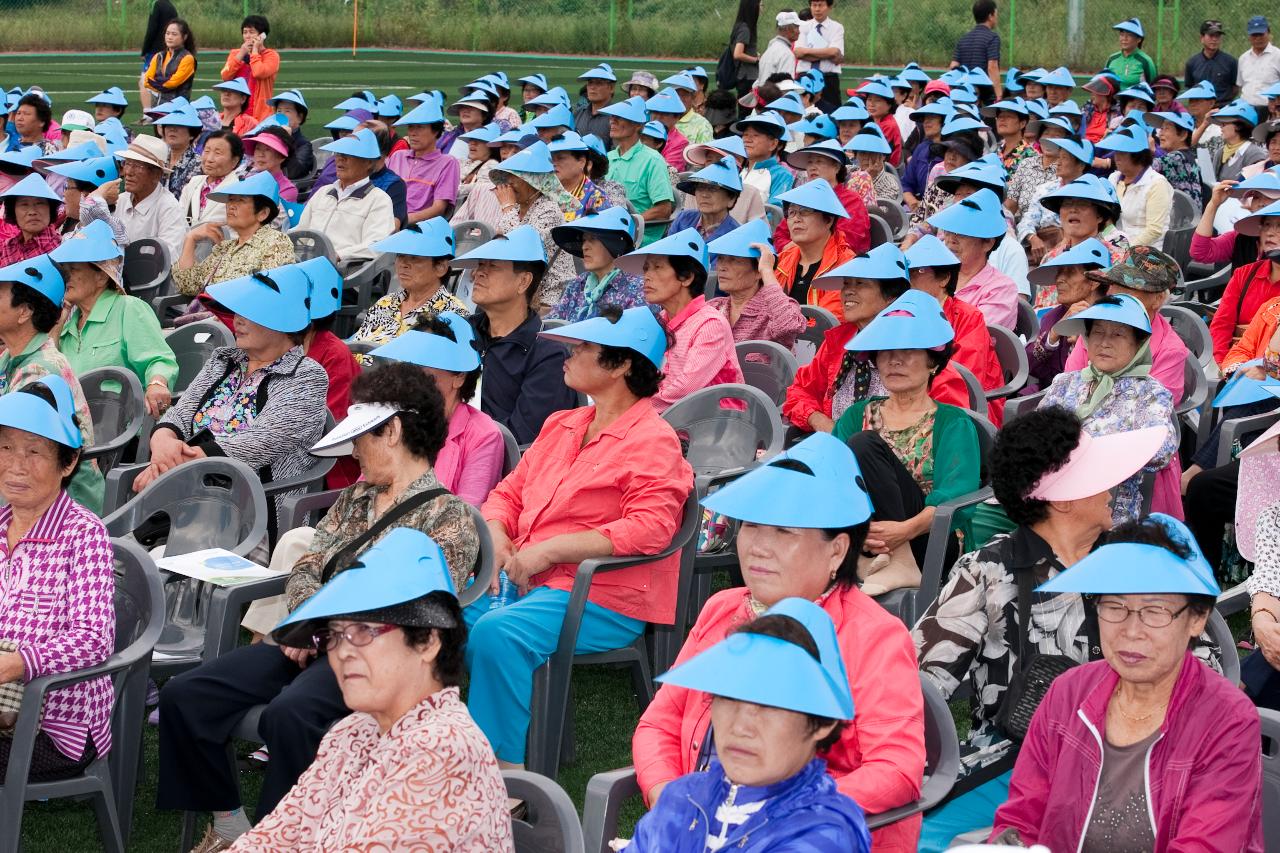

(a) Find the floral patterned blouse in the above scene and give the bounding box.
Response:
[1008,156,1055,223]
[172,226,298,297]
[565,177,611,221]
[1000,141,1037,176]
[547,268,646,324]
[1153,147,1203,209]
[864,398,936,493]
[1032,227,1130,308]
[348,286,471,365]
[846,170,877,211]
[165,146,202,198]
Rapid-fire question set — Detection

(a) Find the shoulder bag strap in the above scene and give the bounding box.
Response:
[320,487,448,583]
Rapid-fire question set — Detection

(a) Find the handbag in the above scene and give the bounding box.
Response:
[995,568,1100,743]
[0,639,23,733]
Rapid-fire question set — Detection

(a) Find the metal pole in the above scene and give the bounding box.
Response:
[1066,0,1084,69]
[608,0,617,55]
[868,0,878,66]
[1156,0,1165,70]
[243,0,249,18]
[1173,0,1181,58]
[352,0,358,56]
[1008,0,1016,69]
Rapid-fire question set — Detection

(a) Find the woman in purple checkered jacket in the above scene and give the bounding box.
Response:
[0,376,115,783]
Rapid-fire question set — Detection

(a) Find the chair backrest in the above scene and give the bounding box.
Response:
[961,407,997,485]
[1159,303,1213,367]
[494,421,522,476]
[796,304,839,367]
[460,503,496,609]
[192,237,216,264]
[1002,388,1048,421]
[918,673,961,810]
[288,228,338,264]
[950,362,985,413]
[734,339,798,406]
[764,203,783,230]
[1178,352,1209,416]
[453,219,496,257]
[347,339,377,356]
[1170,188,1199,228]
[1261,707,1280,850]
[1205,609,1241,686]
[986,324,1030,398]
[504,769,586,853]
[661,383,785,487]
[165,320,236,396]
[628,212,645,246]
[541,317,569,331]
[103,457,269,557]
[78,366,146,472]
[1014,298,1038,340]
[874,199,907,240]
[122,238,171,300]
[1163,225,1195,274]
[868,213,893,248]
[313,141,334,169]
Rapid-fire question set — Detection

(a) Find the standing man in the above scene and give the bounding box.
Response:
[951,0,1002,100]
[794,0,845,112]
[756,11,801,90]
[138,0,177,111]
[1184,20,1238,104]
[574,63,616,145]
[1239,16,1280,110]
[220,15,279,121]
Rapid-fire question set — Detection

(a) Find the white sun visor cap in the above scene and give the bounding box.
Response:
[310,403,408,457]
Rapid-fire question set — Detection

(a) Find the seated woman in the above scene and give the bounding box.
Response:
[1190,172,1280,270]
[776,139,871,255]
[783,243,968,434]
[1031,173,1128,307]
[634,433,924,851]
[901,99,947,209]
[137,264,329,523]
[626,600,872,852]
[681,136,767,224]
[990,515,1262,850]
[0,377,114,783]
[455,122,499,202]
[846,123,903,202]
[214,78,257,137]
[615,229,742,412]
[154,106,203,197]
[547,131,610,221]
[1016,137,1098,268]
[1209,100,1267,183]
[1147,110,1202,208]
[1023,238,1110,393]
[1237,418,1280,710]
[49,154,127,242]
[1207,198,1280,365]
[1098,125,1173,250]
[490,140,578,309]
[176,130,243,227]
[984,96,1034,175]
[51,221,178,418]
[833,290,982,595]
[904,234,1005,422]
[927,187,1019,329]
[1040,293,1177,522]
[268,89,316,182]
[232,529,513,850]
[905,127,985,238]
[547,206,644,323]
[772,179,857,320]
[0,254,102,512]
[669,155,740,243]
[349,218,470,356]
[158,365,480,847]
[369,312,505,507]
[705,219,806,350]
[469,306,693,770]
[0,174,62,267]
[242,124,299,204]
[171,172,296,329]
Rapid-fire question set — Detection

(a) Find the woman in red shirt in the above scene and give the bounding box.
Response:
[1209,200,1280,364]
[859,79,904,166]
[0,174,63,267]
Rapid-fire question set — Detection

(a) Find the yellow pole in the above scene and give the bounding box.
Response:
[352,0,359,56]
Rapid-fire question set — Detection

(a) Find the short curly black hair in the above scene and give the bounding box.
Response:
[350,362,448,465]
[413,313,482,403]
[592,304,671,398]
[401,592,467,686]
[16,93,51,132]
[15,382,82,487]
[9,280,60,333]
[990,406,1082,526]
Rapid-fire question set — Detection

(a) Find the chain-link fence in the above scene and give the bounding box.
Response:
[0,0,1271,79]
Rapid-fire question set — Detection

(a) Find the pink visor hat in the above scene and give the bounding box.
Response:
[1029,425,1168,501]
[243,133,290,159]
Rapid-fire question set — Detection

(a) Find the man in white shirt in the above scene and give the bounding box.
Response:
[298,128,396,265]
[756,11,801,89]
[1238,15,1280,108]
[113,135,185,260]
[795,0,845,110]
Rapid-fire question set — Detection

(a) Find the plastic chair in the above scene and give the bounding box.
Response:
[1261,707,1280,851]
[122,238,171,301]
[1204,609,1241,686]
[1002,388,1048,421]
[78,366,146,473]
[875,199,907,241]
[984,324,1029,400]
[1163,225,1195,274]
[164,320,235,396]
[192,236,216,264]
[1178,352,1209,419]
[951,362,986,413]
[1015,298,1038,340]
[1181,264,1231,306]
[1216,409,1280,467]
[495,421,522,476]
[868,213,893,248]
[335,253,396,338]
[347,339,377,357]
[629,212,645,246]
[505,770,586,853]
[796,304,839,367]
[764,203,783,230]
[734,340,798,406]
[1170,188,1199,229]
[453,219,495,257]
[1159,303,1214,368]
[0,539,163,853]
[541,317,569,330]
[660,383,785,492]
[287,228,338,264]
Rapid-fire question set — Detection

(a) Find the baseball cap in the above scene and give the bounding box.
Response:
[1248,15,1270,35]
[1200,19,1224,35]
[776,10,802,27]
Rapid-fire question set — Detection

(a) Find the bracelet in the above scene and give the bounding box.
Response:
[1252,608,1278,624]
[147,378,168,388]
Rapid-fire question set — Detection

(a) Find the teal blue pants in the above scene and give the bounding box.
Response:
[464,586,644,764]
[917,771,1012,852]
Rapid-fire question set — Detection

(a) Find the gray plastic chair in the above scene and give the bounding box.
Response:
[1205,609,1241,686]
[1182,265,1231,305]
[796,304,839,367]
[875,199,907,241]
[629,212,645,246]
[541,317,569,330]
[984,324,1029,400]
[868,213,893,248]
[764,203,783,230]
[1159,303,1214,367]
[347,339,377,357]
[335,253,396,338]
[79,366,146,473]
[122,238,171,301]
[494,421,522,476]
[1170,188,1199,229]
[505,770,586,853]
[735,340,798,406]
[1216,409,1280,467]
[1015,298,1038,340]
[0,539,163,853]
[951,362,986,413]
[1163,225,1195,274]
[1178,352,1209,418]
[164,320,235,396]
[287,228,338,264]
[452,219,495,257]
[1002,388,1048,422]
[1261,707,1280,851]
[660,383,785,492]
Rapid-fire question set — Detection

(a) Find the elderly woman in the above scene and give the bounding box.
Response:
[1147,110,1202,208]
[1005,116,1071,224]
[0,174,62,267]
[705,219,805,349]
[982,97,1034,174]
[1097,125,1172,250]
[177,130,243,226]
[833,290,981,595]
[627,601,872,852]
[547,206,644,323]
[0,376,114,784]
[172,172,296,327]
[489,140,577,308]
[228,529,513,851]
[0,254,101,512]
[48,155,126,242]
[51,221,177,417]
[634,433,924,851]
[846,124,902,202]
[349,219,470,355]
[11,93,58,156]
[154,107,203,196]
[990,515,1262,850]
[904,125,985,237]
[158,364,480,848]
[772,179,857,320]
[548,131,610,220]
[1039,293,1177,523]
[1202,198,1280,364]
[1023,238,1110,392]
[468,306,693,770]
[928,187,1019,328]
[777,140,872,253]
[1210,100,1268,183]
[135,264,329,528]
[1079,74,1122,143]
[901,98,948,208]
[456,123,500,198]
[242,125,298,204]
[616,229,742,412]
[915,411,1220,851]
[369,313,505,508]
[1016,137,1098,266]
[1031,174,1129,307]
[268,90,315,182]
[213,78,255,137]
[669,156,740,243]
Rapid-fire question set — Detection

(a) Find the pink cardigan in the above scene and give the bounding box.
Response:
[1065,313,1188,518]
[706,283,807,351]
[955,264,1019,329]
[433,403,506,507]
[652,295,744,412]
[992,653,1263,852]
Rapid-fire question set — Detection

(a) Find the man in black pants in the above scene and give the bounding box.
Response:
[794,0,845,112]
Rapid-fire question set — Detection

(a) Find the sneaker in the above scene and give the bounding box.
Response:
[145,680,160,707]
[147,707,159,726]
[189,825,233,853]
[249,746,269,764]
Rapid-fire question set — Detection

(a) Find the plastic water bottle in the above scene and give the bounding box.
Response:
[488,571,521,610]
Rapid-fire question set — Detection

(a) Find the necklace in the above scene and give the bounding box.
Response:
[1111,684,1166,724]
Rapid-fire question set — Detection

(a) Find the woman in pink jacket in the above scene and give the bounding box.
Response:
[991,514,1263,851]
[705,219,807,351]
[632,432,927,853]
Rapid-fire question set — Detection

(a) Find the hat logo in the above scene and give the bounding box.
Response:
[329,287,339,299]
[23,267,39,279]
[94,169,105,178]
[855,474,869,493]
[445,235,454,246]
[252,271,281,293]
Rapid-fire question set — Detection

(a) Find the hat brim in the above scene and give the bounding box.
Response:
[311,403,400,457]
[115,150,171,173]
[1028,426,1167,501]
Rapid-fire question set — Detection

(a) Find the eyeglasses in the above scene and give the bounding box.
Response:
[312,622,397,652]
[784,206,819,220]
[1095,600,1189,628]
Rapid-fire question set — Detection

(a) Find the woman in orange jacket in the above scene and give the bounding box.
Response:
[772,178,856,320]
[220,15,279,121]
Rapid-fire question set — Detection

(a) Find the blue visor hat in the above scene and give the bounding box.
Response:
[599,96,649,125]
[833,99,871,122]
[371,218,457,258]
[615,227,708,277]
[370,311,481,372]
[452,224,547,270]
[641,120,668,142]
[1212,99,1260,127]
[1145,111,1195,133]
[731,110,788,139]
[580,62,617,82]
[86,86,128,107]
[676,155,742,195]
[493,139,555,174]
[1039,67,1077,89]
[376,94,403,118]
[904,233,960,270]
[1052,293,1152,339]
[1096,124,1149,153]
[1176,81,1217,102]
[776,178,849,219]
[296,257,342,320]
[539,305,667,368]
[49,220,121,265]
[205,171,281,207]
[395,99,445,126]
[205,265,312,334]
[1039,174,1120,218]
[785,139,847,172]
[789,113,838,140]
[844,124,892,155]
[1212,370,1280,407]
[1027,237,1112,286]
[1233,198,1280,237]
[320,128,381,159]
[527,103,574,131]
[1113,16,1145,37]
[707,218,773,260]
[2,173,62,204]
[551,206,636,257]
[0,252,63,308]
[844,289,955,352]
[0,375,82,449]
[927,187,1007,240]
[645,88,686,116]
[813,242,911,290]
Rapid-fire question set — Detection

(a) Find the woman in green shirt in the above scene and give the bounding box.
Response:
[1104,18,1157,88]
[51,221,178,417]
[834,289,980,596]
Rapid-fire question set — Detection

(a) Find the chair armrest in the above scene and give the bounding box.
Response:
[865,799,927,830]
[583,766,642,853]
[151,293,191,325]
[278,488,343,532]
[103,462,148,516]
[202,575,291,661]
[262,457,336,498]
[915,487,995,625]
